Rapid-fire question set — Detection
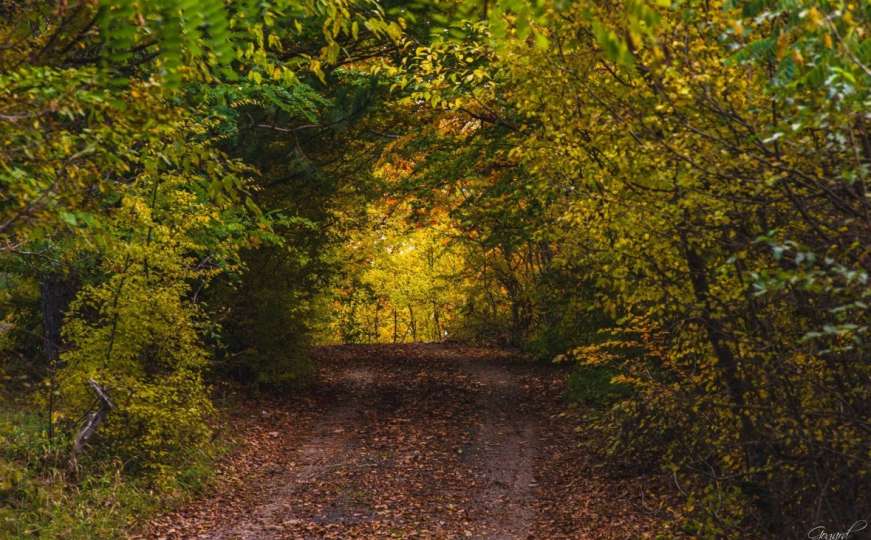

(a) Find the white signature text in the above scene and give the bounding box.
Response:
[808,521,868,540]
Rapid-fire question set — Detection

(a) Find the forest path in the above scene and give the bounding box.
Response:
[140,344,675,539]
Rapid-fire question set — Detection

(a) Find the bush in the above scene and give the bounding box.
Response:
[208,246,317,389]
[565,365,632,408]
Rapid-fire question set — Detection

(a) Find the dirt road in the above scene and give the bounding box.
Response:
[141,344,676,539]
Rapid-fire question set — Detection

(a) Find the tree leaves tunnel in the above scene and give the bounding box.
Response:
[0,1,868,537]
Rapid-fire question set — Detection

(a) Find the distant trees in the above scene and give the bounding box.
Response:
[329,198,468,344]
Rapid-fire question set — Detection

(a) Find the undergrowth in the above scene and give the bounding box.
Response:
[563,364,633,408]
[0,403,222,539]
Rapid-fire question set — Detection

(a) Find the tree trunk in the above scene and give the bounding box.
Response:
[678,224,777,528]
[408,305,417,342]
[373,301,380,343]
[39,272,75,443]
[432,300,441,341]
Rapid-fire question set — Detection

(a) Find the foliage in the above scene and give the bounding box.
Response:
[203,65,402,384]
[564,364,632,408]
[2,0,869,536]
[58,156,247,471]
[382,0,870,536]
[327,203,469,343]
[0,0,405,534]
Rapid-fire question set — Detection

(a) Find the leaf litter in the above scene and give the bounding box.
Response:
[139,344,681,539]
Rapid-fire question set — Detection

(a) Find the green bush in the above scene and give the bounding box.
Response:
[208,246,317,389]
[565,365,633,408]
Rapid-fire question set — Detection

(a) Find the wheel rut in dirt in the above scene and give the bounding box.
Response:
[458,359,536,540]
[208,366,373,539]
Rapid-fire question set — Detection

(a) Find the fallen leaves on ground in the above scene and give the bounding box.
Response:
[138,344,681,539]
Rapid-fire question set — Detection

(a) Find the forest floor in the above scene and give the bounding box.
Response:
[139,344,680,539]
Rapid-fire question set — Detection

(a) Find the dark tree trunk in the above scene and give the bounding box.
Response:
[678,225,780,529]
[39,272,75,442]
[408,305,417,342]
[373,301,380,343]
[432,299,441,341]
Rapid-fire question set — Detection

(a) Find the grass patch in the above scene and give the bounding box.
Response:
[0,404,221,539]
